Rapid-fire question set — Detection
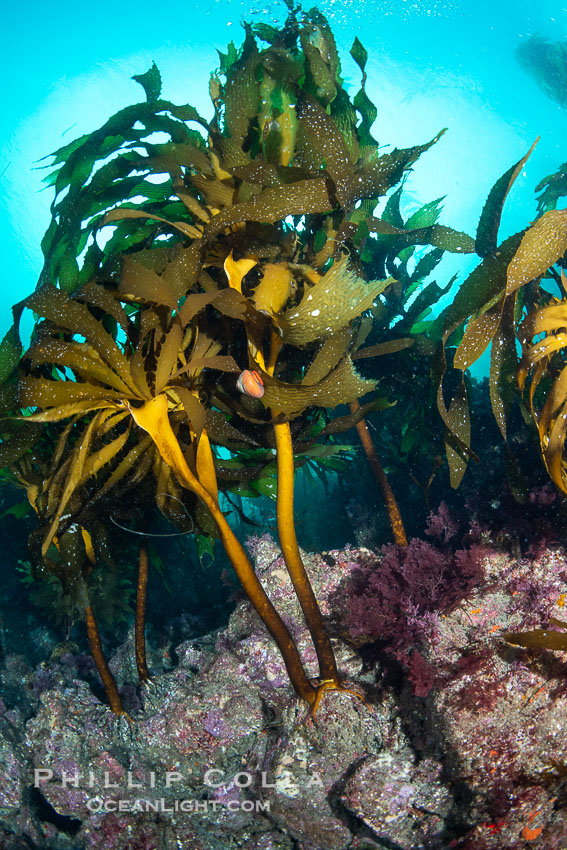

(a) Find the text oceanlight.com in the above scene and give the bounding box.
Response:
[85,798,271,813]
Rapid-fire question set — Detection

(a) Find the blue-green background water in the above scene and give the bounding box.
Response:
[1,0,566,347]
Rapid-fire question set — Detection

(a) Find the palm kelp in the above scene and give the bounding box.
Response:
[430,139,567,493]
[0,4,473,715]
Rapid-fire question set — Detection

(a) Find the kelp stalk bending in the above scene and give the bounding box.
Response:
[85,603,129,717]
[274,418,339,684]
[129,395,318,704]
[349,400,408,547]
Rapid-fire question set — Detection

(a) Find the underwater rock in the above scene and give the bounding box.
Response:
[260,693,399,850]
[5,538,412,849]
[517,35,567,109]
[0,712,49,848]
[419,546,567,847]
[341,754,451,849]
[3,537,567,847]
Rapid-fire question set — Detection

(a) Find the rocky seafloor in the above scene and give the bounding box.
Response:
[1,519,567,849]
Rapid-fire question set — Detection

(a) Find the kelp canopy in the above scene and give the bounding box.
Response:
[0,2,474,561]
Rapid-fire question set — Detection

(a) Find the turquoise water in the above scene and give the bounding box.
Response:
[2,9,567,846]
[1,0,566,343]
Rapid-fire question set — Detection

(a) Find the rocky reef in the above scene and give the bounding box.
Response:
[0,530,566,849]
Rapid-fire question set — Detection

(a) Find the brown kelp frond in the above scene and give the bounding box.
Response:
[507,210,567,295]
[40,411,132,556]
[15,281,241,553]
[517,271,567,493]
[2,5,448,336]
[535,160,567,215]
[262,356,376,420]
[18,549,133,631]
[504,617,567,652]
[283,255,394,346]
[435,197,567,495]
[25,285,139,394]
[475,138,539,259]
[431,139,543,489]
